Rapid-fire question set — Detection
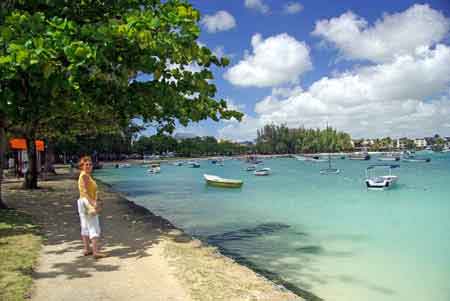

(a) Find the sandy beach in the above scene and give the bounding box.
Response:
[3,173,301,301]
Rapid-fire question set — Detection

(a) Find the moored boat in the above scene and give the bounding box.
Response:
[365,164,399,190]
[147,163,161,174]
[378,153,400,161]
[402,153,431,162]
[296,155,327,162]
[117,163,131,168]
[188,161,200,168]
[204,174,243,188]
[349,152,371,160]
[254,167,271,176]
[320,168,340,174]
[246,165,257,171]
[402,158,431,163]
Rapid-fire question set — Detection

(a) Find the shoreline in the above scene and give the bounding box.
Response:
[3,174,301,301]
[99,179,321,301]
[99,151,401,167]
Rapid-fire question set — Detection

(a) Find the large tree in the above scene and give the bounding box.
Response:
[0,0,242,193]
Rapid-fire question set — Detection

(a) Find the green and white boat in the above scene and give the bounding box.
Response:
[204,174,243,188]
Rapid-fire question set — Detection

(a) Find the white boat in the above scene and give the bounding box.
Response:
[402,157,431,163]
[296,155,327,162]
[147,164,161,174]
[294,155,308,161]
[254,167,271,176]
[378,153,400,161]
[442,147,450,153]
[349,153,371,160]
[204,174,243,188]
[117,163,131,168]
[187,161,200,168]
[365,164,399,190]
[320,168,340,174]
[246,165,257,171]
[172,161,184,166]
[402,153,431,163]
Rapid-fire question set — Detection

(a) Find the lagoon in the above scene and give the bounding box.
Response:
[96,153,450,301]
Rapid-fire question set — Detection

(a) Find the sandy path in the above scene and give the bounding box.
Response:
[4,177,189,301]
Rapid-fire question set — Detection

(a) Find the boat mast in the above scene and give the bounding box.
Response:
[327,121,331,169]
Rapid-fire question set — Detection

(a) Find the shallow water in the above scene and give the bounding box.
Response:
[96,153,450,301]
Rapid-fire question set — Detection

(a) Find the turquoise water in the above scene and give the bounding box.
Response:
[96,154,450,301]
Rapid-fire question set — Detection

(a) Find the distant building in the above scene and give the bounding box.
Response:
[395,138,408,149]
[414,138,427,148]
[361,139,375,147]
[445,137,450,148]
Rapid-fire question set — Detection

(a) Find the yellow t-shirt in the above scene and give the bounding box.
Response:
[78,171,98,201]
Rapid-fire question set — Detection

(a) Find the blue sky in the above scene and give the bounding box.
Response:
[149,0,450,140]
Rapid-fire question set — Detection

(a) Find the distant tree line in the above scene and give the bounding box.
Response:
[256,124,353,154]
[133,135,251,157]
[50,131,252,161]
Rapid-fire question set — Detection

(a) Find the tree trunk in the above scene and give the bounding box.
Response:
[44,141,56,174]
[23,134,39,189]
[0,115,8,209]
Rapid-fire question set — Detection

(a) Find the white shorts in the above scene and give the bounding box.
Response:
[77,198,101,239]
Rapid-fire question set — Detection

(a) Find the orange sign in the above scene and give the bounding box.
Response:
[9,138,45,151]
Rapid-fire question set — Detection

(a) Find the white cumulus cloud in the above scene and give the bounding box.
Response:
[224,33,312,87]
[220,44,450,140]
[312,4,450,62]
[283,2,303,14]
[245,0,270,14]
[201,11,236,33]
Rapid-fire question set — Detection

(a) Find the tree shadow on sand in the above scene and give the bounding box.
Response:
[3,179,178,281]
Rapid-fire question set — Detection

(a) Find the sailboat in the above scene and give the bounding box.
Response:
[320,123,340,175]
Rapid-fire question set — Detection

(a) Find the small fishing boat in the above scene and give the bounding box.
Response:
[320,152,340,174]
[173,161,184,166]
[378,154,400,161]
[246,165,257,171]
[320,168,340,174]
[204,174,243,188]
[254,167,271,176]
[117,163,131,168]
[148,164,161,174]
[294,155,308,161]
[365,164,399,190]
[187,161,200,168]
[349,152,371,160]
[296,155,327,162]
[402,157,431,163]
[402,151,431,162]
[320,123,341,175]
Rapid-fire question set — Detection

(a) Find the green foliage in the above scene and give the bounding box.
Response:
[132,134,251,157]
[0,0,242,187]
[256,124,353,154]
[432,137,446,151]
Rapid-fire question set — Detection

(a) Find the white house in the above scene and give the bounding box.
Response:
[414,138,427,148]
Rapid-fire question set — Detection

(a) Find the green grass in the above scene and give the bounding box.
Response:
[0,209,41,301]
